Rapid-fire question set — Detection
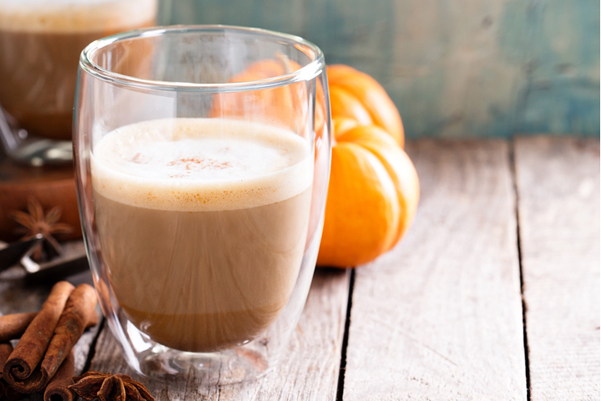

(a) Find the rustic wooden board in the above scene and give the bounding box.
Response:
[514,137,600,400]
[89,269,350,401]
[342,139,527,400]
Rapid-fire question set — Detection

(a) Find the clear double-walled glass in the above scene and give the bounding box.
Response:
[74,26,331,384]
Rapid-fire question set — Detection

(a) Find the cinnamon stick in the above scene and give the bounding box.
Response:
[3,384,28,401]
[1,343,28,401]
[0,342,13,399]
[40,284,98,384]
[0,312,37,342]
[2,385,18,401]
[43,351,75,401]
[0,341,12,367]
[2,281,75,393]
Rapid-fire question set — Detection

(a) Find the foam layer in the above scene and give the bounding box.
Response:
[0,0,157,33]
[92,118,314,212]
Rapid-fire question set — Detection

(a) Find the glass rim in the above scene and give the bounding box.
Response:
[79,24,326,92]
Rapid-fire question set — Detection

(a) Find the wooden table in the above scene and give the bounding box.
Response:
[1,136,598,400]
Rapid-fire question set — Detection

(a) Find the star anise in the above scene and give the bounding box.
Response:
[69,371,155,401]
[11,197,72,259]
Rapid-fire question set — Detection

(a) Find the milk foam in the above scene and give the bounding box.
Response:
[0,0,157,33]
[92,118,314,212]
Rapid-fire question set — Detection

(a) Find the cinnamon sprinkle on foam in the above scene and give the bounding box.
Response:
[91,118,313,212]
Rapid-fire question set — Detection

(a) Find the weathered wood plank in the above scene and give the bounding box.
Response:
[89,269,350,401]
[342,139,527,400]
[515,136,600,400]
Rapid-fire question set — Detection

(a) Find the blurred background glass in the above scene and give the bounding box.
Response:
[0,0,162,142]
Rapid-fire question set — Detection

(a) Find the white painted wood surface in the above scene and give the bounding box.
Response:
[1,137,599,400]
[515,137,600,400]
[88,269,350,401]
[342,140,527,400]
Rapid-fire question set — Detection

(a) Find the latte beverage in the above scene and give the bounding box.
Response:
[92,119,314,352]
[0,0,157,140]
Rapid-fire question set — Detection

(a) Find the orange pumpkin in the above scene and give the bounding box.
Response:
[316,118,419,267]
[210,59,418,267]
[327,65,404,147]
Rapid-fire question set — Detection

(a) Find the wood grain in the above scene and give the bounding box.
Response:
[3,137,600,400]
[89,269,350,401]
[515,136,600,400]
[342,140,527,400]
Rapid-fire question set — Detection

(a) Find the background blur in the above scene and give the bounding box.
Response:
[162,0,599,139]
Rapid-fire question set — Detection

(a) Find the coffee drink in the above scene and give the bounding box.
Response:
[0,0,157,140]
[91,118,314,352]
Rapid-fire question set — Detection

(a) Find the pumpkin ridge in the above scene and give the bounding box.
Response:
[329,86,372,126]
[318,142,400,266]
[337,125,419,251]
[358,142,419,249]
[327,65,404,147]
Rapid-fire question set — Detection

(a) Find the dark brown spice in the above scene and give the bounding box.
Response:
[11,197,73,259]
[41,284,99,384]
[167,157,232,171]
[69,371,155,401]
[0,343,27,401]
[0,342,12,399]
[43,351,76,401]
[2,281,75,393]
[0,312,38,342]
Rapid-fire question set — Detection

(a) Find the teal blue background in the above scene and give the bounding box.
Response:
[164,0,599,138]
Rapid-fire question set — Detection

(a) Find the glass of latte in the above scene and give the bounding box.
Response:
[74,26,332,383]
[0,0,158,158]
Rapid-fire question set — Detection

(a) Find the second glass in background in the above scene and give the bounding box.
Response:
[0,0,165,164]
